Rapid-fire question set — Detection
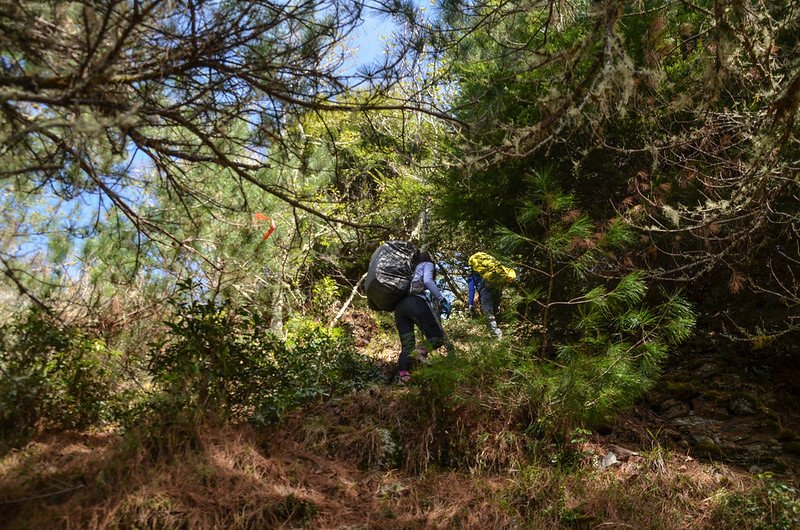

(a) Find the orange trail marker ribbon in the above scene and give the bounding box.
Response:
[254,213,276,241]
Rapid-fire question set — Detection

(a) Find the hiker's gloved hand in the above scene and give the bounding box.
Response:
[440,299,452,317]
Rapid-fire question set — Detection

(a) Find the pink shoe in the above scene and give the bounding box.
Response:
[398,371,411,383]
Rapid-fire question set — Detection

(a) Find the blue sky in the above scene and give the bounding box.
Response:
[349,6,396,68]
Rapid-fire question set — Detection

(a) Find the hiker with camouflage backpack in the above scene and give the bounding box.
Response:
[394,251,452,383]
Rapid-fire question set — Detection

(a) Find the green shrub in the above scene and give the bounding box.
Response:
[147,292,279,420]
[0,309,119,449]
[146,282,381,425]
[258,317,381,420]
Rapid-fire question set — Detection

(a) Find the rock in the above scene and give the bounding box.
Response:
[601,452,619,469]
[690,398,706,411]
[371,428,400,469]
[692,433,716,445]
[716,374,742,389]
[697,363,719,378]
[749,465,764,474]
[743,441,770,454]
[646,391,670,406]
[673,416,723,431]
[606,444,639,461]
[728,398,756,416]
[661,399,691,419]
[704,407,732,421]
[770,458,791,473]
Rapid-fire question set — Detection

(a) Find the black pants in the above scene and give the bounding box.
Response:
[394,295,446,372]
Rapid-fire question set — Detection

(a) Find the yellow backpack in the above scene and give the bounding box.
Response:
[468,252,516,286]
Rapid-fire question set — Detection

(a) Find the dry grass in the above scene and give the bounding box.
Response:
[556,443,747,528]
[0,386,792,529]
[0,423,518,529]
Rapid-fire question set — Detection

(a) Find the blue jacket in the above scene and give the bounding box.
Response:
[466,272,486,308]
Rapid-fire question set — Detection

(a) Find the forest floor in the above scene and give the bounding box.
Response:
[642,336,800,476]
[0,420,780,530]
[1,336,798,529]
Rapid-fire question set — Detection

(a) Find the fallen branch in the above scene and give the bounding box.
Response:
[329,273,367,327]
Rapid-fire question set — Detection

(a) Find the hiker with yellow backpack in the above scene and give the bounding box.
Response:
[466,252,516,339]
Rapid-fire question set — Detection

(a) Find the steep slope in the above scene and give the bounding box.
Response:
[2,382,797,529]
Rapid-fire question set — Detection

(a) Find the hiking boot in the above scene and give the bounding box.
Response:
[398,371,411,384]
[412,347,429,364]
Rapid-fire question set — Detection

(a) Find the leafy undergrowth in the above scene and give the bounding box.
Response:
[2,386,798,529]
